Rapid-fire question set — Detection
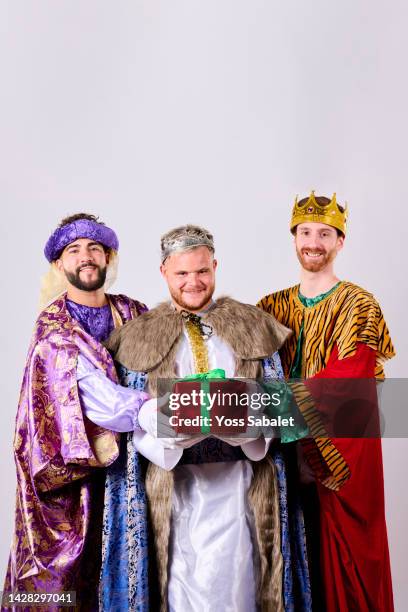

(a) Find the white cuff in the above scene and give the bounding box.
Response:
[133,430,182,471]
[240,435,273,461]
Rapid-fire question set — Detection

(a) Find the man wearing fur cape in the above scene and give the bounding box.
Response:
[103,225,330,612]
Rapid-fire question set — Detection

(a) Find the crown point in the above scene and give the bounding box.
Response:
[290,190,348,235]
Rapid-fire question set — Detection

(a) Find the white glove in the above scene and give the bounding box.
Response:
[137,396,207,450]
[137,397,178,448]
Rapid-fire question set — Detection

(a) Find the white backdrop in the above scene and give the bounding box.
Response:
[1,1,407,608]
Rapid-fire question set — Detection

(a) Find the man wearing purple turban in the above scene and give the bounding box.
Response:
[3,213,149,610]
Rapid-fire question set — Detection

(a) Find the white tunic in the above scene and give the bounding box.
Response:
[167,330,263,612]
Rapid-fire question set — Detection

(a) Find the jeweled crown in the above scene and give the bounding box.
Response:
[290,190,348,235]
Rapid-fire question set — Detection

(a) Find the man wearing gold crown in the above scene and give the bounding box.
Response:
[257,193,395,611]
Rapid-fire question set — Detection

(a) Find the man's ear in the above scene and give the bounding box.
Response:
[213,258,218,271]
[105,249,110,265]
[337,235,345,252]
[55,258,63,272]
[160,263,167,278]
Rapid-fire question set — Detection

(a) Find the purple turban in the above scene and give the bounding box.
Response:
[44,219,119,262]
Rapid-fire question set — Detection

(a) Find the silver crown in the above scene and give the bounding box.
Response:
[161,225,214,262]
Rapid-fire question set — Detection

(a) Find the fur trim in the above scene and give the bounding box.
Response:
[248,456,284,612]
[104,301,183,372]
[106,297,291,373]
[145,464,174,612]
[204,297,291,359]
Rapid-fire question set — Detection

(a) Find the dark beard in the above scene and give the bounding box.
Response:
[65,265,107,292]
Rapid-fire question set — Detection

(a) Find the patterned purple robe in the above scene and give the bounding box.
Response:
[3,294,146,611]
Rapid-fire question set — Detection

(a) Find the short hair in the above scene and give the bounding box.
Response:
[58,213,105,229]
[292,196,345,238]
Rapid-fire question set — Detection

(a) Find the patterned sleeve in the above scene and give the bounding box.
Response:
[263,351,285,381]
[116,363,148,391]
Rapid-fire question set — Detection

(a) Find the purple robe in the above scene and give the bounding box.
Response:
[3,293,146,610]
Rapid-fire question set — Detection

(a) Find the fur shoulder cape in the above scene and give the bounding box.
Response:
[105,296,291,371]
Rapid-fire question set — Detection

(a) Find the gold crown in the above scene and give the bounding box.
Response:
[290,190,348,235]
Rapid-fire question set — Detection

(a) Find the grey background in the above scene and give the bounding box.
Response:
[1,0,407,608]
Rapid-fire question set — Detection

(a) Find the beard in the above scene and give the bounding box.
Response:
[169,283,215,312]
[65,264,107,292]
[296,247,337,272]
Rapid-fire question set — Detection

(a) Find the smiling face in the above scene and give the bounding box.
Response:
[160,246,217,312]
[294,222,344,272]
[56,238,109,292]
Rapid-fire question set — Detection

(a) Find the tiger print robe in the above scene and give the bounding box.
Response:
[257,281,395,612]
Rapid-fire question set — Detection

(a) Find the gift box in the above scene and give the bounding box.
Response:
[170,370,248,435]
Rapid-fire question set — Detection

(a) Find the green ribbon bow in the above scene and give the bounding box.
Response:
[176,369,226,433]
